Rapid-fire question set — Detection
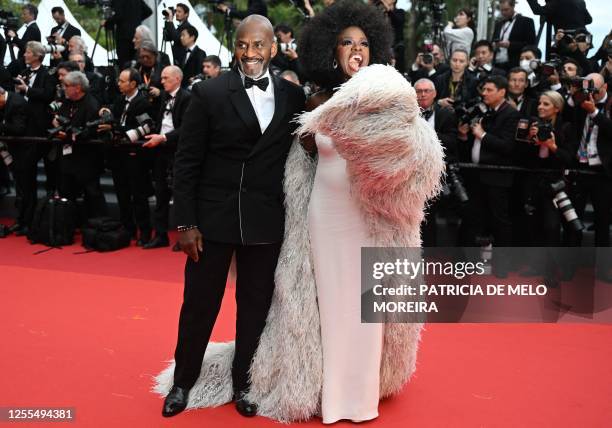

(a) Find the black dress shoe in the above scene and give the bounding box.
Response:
[143,234,169,249]
[136,230,152,247]
[162,385,189,417]
[235,396,258,417]
[172,242,181,252]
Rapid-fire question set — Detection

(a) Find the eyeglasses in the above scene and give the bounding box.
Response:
[415,89,434,94]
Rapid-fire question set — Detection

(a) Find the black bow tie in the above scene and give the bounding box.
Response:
[244,76,269,91]
[422,108,434,121]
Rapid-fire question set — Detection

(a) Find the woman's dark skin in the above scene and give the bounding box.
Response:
[301,26,370,153]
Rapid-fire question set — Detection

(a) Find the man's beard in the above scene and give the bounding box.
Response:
[238,57,269,79]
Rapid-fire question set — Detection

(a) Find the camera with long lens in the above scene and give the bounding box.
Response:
[529,54,562,78]
[162,2,175,19]
[86,110,115,131]
[446,163,469,203]
[125,113,155,143]
[48,115,84,139]
[44,44,66,55]
[0,10,19,30]
[549,180,583,232]
[426,0,446,22]
[454,97,489,126]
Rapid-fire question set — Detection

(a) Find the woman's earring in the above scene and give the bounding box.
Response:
[332,59,338,69]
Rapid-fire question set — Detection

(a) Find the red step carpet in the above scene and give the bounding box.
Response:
[1,233,611,427]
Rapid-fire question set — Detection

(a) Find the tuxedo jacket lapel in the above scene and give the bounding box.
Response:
[228,70,262,138]
[249,74,288,157]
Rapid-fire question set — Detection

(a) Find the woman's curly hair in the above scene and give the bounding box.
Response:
[298,0,394,90]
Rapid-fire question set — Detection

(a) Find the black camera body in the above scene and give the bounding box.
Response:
[572,78,598,105]
[48,115,85,139]
[86,110,115,130]
[446,163,469,203]
[162,4,176,19]
[454,97,489,126]
[125,113,155,143]
[536,119,554,142]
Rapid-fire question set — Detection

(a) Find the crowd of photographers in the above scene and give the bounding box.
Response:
[0,1,611,280]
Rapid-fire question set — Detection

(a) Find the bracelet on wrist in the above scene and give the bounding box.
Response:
[177,225,198,233]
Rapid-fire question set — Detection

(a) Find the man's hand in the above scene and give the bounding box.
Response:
[52,51,62,60]
[148,86,161,98]
[438,97,454,109]
[471,119,485,140]
[6,29,16,39]
[548,69,560,85]
[458,123,470,139]
[14,77,27,93]
[142,134,166,148]
[496,40,510,48]
[284,48,298,61]
[164,8,174,22]
[581,93,597,114]
[180,228,203,262]
[217,3,229,13]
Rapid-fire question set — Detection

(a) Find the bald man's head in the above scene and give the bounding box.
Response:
[234,14,277,79]
[161,65,183,92]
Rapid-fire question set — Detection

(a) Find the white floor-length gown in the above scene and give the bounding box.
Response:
[307,132,384,424]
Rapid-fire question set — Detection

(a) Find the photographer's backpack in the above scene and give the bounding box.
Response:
[28,196,76,247]
[81,217,130,252]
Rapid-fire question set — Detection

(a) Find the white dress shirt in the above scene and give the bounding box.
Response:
[239,68,275,134]
[471,101,503,164]
[161,87,180,135]
[496,13,518,64]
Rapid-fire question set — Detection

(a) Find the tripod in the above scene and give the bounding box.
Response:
[92,21,117,69]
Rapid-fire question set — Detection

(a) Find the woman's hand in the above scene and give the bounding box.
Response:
[528,124,538,141]
[438,97,454,109]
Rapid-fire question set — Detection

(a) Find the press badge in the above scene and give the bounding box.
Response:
[62,144,73,156]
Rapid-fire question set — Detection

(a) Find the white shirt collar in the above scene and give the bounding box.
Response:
[169,87,180,98]
[125,90,138,102]
[238,67,271,85]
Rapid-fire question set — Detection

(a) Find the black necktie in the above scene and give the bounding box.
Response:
[244,76,269,91]
[422,108,434,121]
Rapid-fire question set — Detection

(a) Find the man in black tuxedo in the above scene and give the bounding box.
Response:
[49,6,81,59]
[492,0,536,71]
[162,15,305,418]
[162,3,192,67]
[415,78,458,246]
[97,68,153,245]
[178,26,206,88]
[565,74,612,263]
[108,0,152,69]
[12,41,56,235]
[217,0,268,19]
[141,65,192,249]
[54,71,107,220]
[507,67,538,120]
[458,76,520,274]
[0,87,27,234]
[469,40,507,84]
[6,4,41,60]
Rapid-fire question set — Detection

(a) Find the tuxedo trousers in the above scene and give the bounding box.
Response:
[173,239,281,394]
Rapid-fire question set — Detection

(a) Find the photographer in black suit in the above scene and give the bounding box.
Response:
[162,3,192,67]
[98,68,153,245]
[11,41,56,235]
[526,0,591,31]
[178,26,206,88]
[162,15,305,418]
[6,4,41,59]
[49,6,81,63]
[0,87,27,235]
[458,75,520,274]
[415,78,458,246]
[53,71,107,221]
[108,0,152,68]
[492,0,536,71]
[564,73,612,281]
[141,65,191,250]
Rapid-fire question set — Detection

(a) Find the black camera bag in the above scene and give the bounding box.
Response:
[81,217,130,252]
[28,197,76,246]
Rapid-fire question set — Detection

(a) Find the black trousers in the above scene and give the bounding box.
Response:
[173,240,281,394]
[567,171,612,247]
[8,141,38,226]
[111,151,151,236]
[59,170,107,221]
[151,151,173,235]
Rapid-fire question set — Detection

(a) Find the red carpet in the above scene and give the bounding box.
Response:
[1,233,611,427]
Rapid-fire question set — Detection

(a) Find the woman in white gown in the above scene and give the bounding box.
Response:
[155,1,444,422]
